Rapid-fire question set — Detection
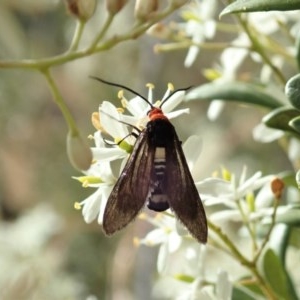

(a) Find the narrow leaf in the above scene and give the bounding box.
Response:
[220,0,300,17]
[275,209,300,226]
[186,82,282,109]
[285,73,300,110]
[296,33,300,71]
[262,107,299,132]
[266,230,299,300]
[261,248,290,300]
[289,115,300,133]
[296,169,300,188]
[232,286,264,300]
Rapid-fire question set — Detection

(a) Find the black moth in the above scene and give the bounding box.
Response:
[92,77,207,244]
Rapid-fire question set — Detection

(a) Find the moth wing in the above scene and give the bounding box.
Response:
[165,132,207,243]
[103,130,154,235]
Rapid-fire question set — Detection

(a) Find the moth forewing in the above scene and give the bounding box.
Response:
[102,129,153,235]
[163,123,207,243]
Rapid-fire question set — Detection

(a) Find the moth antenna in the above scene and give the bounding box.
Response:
[90,76,154,108]
[160,86,193,108]
[103,132,139,147]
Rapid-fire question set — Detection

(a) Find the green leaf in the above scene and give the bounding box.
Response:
[232,276,265,300]
[289,115,300,133]
[296,169,300,188]
[220,0,300,17]
[262,107,299,132]
[268,226,299,300]
[285,74,300,110]
[295,33,300,71]
[261,248,290,300]
[279,171,298,188]
[185,82,282,109]
[275,209,300,226]
[232,285,264,300]
[269,224,291,263]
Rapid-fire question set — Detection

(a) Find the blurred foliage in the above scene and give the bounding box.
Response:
[0,0,299,299]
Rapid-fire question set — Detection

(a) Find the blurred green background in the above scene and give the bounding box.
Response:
[0,1,292,300]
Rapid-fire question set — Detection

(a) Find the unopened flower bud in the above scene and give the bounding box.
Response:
[65,0,96,21]
[147,23,172,39]
[134,0,158,21]
[67,131,93,171]
[271,177,285,199]
[106,0,128,14]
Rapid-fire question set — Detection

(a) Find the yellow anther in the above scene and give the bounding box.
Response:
[221,166,231,181]
[118,90,124,98]
[167,82,174,91]
[74,202,82,210]
[120,97,128,109]
[116,107,125,113]
[91,112,101,130]
[133,237,140,247]
[91,112,107,133]
[154,100,161,107]
[82,180,89,188]
[138,212,147,220]
[146,83,155,89]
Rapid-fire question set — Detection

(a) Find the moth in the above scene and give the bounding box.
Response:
[92,77,207,243]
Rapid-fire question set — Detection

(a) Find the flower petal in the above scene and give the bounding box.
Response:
[100,101,129,138]
[207,100,225,121]
[165,108,190,120]
[91,147,126,162]
[182,135,202,171]
[81,189,102,223]
[253,123,284,143]
[162,90,185,113]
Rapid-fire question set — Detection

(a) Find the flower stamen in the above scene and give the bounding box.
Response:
[74,202,82,210]
[146,83,155,103]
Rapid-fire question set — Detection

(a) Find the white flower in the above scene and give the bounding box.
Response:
[248,11,299,35]
[171,267,231,300]
[74,158,115,224]
[252,123,284,143]
[200,166,275,223]
[138,213,183,274]
[180,0,217,67]
[288,137,300,162]
[253,124,300,163]
[207,33,250,121]
[197,270,232,300]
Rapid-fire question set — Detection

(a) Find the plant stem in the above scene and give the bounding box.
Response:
[253,198,279,263]
[237,15,286,85]
[208,220,278,299]
[41,68,78,136]
[68,19,86,52]
[0,3,181,70]
[89,13,115,50]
